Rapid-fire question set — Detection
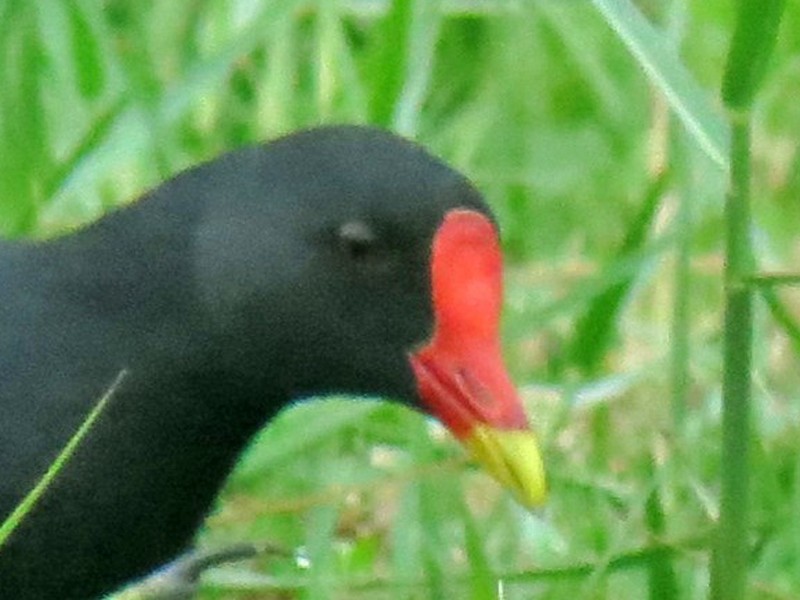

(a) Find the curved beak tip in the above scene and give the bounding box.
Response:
[464,426,547,508]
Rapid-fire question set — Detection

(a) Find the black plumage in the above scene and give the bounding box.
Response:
[0,126,491,598]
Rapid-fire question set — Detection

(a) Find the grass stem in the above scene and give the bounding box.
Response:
[710,1,785,596]
[709,113,753,600]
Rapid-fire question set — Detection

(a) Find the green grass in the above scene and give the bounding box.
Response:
[0,371,126,549]
[2,0,799,598]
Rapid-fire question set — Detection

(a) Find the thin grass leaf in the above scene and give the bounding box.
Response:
[392,475,423,586]
[669,126,697,430]
[366,0,413,126]
[644,484,679,600]
[524,367,648,411]
[417,434,449,599]
[495,531,710,586]
[588,0,730,170]
[461,503,496,600]
[0,370,127,547]
[392,0,441,136]
[43,96,128,207]
[255,17,297,135]
[506,232,678,345]
[0,6,49,235]
[67,1,104,99]
[759,288,800,358]
[535,0,629,123]
[305,502,341,599]
[722,0,787,111]
[313,0,340,121]
[420,520,448,600]
[747,273,800,287]
[568,170,670,375]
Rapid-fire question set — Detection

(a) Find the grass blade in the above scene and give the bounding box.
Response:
[710,2,787,598]
[462,504,496,600]
[710,117,754,600]
[67,1,104,99]
[669,131,694,430]
[392,0,441,136]
[568,170,669,374]
[588,0,729,170]
[365,0,413,126]
[722,0,787,111]
[0,5,48,235]
[645,482,679,600]
[758,288,800,358]
[0,371,127,547]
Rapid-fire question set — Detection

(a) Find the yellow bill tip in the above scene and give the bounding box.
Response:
[464,426,547,508]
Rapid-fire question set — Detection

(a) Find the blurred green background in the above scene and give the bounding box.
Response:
[1,0,798,598]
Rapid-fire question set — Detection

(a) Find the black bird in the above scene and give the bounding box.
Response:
[0,126,545,599]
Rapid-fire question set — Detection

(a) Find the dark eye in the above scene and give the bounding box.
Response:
[338,220,377,261]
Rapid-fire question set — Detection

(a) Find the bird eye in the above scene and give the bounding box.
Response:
[338,220,377,260]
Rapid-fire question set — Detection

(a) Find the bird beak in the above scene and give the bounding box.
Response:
[465,426,546,508]
[408,209,546,508]
[409,344,546,507]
